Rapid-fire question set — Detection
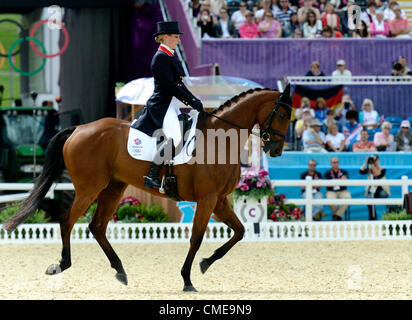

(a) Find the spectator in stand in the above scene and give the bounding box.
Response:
[352,20,371,38]
[326,123,346,152]
[389,5,411,38]
[255,0,276,23]
[324,157,351,221]
[384,1,407,21]
[258,10,282,37]
[332,60,352,78]
[335,93,356,128]
[315,97,328,122]
[215,8,237,38]
[305,61,325,76]
[321,3,341,31]
[396,120,412,151]
[298,0,321,24]
[302,9,323,38]
[314,0,327,13]
[359,98,380,129]
[392,59,412,76]
[374,121,395,151]
[190,0,202,18]
[302,119,328,152]
[231,1,249,31]
[284,12,301,37]
[322,109,341,134]
[295,97,315,120]
[197,8,217,38]
[352,129,377,152]
[289,0,300,10]
[330,0,349,12]
[300,159,325,221]
[370,10,390,38]
[362,0,378,28]
[321,24,343,37]
[343,110,363,149]
[209,0,228,15]
[239,11,259,38]
[276,0,297,36]
[341,0,357,36]
[399,56,412,74]
[295,107,314,141]
[291,27,304,37]
[359,155,390,220]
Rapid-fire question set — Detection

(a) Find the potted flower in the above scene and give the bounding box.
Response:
[233,168,274,223]
[268,194,304,222]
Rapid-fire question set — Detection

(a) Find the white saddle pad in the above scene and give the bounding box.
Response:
[127,104,199,165]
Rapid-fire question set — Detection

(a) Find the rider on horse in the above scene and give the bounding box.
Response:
[132,21,205,190]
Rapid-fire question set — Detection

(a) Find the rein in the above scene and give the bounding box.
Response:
[206,100,292,140]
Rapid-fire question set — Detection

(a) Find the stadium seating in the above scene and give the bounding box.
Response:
[385,116,403,126]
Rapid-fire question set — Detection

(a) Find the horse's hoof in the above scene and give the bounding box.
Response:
[45,264,62,275]
[116,272,128,285]
[183,285,198,292]
[199,258,210,274]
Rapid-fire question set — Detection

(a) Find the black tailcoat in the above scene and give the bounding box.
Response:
[132,49,199,136]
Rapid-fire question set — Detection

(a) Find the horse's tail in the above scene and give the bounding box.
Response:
[2,126,76,232]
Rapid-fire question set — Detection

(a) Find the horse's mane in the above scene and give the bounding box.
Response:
[210,87,278,115]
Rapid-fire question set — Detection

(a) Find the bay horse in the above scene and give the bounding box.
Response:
[3,84,292,292]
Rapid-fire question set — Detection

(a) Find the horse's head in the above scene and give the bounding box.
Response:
[258,84,292,157]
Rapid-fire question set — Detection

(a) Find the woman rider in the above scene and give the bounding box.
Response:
[132,21,205,190]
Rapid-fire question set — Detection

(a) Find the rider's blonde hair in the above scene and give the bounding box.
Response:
[155,34,170,43]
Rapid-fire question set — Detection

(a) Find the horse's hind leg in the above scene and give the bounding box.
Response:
[88,180,128,285]
[45,191,98,275]
[199,197,245,274]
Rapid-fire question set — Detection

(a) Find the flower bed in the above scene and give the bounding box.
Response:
[0,196,169,225]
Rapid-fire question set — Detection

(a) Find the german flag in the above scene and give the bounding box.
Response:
[292,85,343,110]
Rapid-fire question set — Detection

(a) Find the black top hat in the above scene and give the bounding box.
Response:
[154,21,183,36]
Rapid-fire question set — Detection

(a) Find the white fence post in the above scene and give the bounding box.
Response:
[305,176,313,222]
[401,175,409,199]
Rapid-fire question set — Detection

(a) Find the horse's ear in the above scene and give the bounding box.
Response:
[279,83,291,104]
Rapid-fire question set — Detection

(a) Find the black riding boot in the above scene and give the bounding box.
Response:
[144,163,163,189]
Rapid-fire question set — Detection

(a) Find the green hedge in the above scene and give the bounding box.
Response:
[0,198,169,224]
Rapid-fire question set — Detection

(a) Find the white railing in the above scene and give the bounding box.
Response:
[287,76,412,85]
[0,179,411,243]
[0,183,74,203]
[271,176,411,221]
[1,221,412,244]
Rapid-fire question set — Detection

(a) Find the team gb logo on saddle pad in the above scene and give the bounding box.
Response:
[134,138,142,145]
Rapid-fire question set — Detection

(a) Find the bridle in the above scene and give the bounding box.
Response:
[206,98,292,154]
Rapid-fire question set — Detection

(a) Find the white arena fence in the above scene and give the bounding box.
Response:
[0,179,411,244]
[1,221,412,244]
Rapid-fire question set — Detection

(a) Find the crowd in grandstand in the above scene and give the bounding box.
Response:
[292,62,412,153]
[190,0,411,38]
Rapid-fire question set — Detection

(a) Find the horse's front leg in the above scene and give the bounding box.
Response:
[181,195,216,292]
[199,196,245,274]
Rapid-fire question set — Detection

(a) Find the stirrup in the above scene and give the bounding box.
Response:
[159,175,166,194]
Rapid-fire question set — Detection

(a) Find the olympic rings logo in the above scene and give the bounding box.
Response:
[0,18,69,76]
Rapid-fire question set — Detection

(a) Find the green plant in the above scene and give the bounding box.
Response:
[135,203,169,223]
[0,204,49,224]
[115,205,145,222]
[77,202,97,223]
[382,209,412,220]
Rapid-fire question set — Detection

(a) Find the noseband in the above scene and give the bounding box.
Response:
[259,101,292,142]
